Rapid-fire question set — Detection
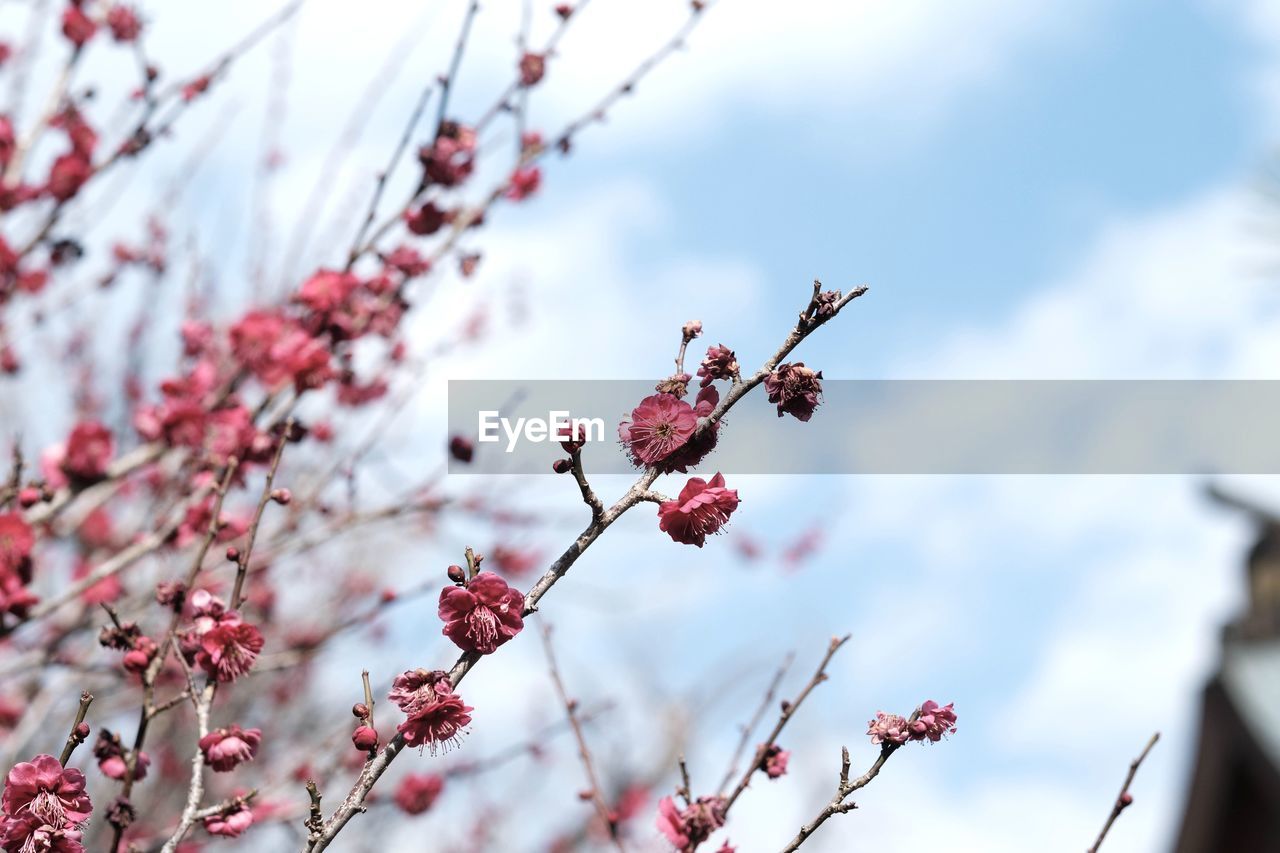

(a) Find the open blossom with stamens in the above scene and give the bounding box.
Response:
[655,795,725,852]
[199,725,262,772]
[388,669,473,752]
[438,571,524,655]
[194,613,264,682]
[393,773,444,815]
[202,801,253,838]
[619,386,719,472]
[764,362,823,421]
[869,701,957,746]
[866,712,909,745]
[1,754,92,831]
[908,700,958,743]
[657,474,739,547]
[0,813,83,853]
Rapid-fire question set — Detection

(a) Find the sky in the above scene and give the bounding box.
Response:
[5,0,1280,850]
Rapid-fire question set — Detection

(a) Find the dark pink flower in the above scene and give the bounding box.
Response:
[60,7,96,48]
[96,751,148,781]
[620,393,694,467]
[106,5,141,42]
[393,773,444,815]
[505,166,541,201]
[518,52,546,86]
[657,473,739,547]
[760,744,789,779]
[697,345,738,387]
[202,801,253,838]
[195,615,264,682]
[1,754,92,826]
[61,421,113,482]
[618,387,723,472]
[655,795,725,852]
[764,362,823,421]
[46,153,91,201]
[866,712,909,746]
[438,571,524,655]
[295,269,358,314]
[388,669,472,753]
[908,700,957,743]
[403,202,447,236]
[0,813,83,852]
[199,725,261,772]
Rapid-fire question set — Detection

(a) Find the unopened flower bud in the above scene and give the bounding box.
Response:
[1119,793,1134,808]
[449,435,474,463]
[17,487,41,508]
[271,488,292,505]
[225,546,239,562]
[352,703,369,719]
[352,725,379,752]
[682,320,703,341]
[447,564,466,584]
[552,458,572,474]
[577,790,593,801]
[75,722,90,739]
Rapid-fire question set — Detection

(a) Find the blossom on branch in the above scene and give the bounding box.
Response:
[388,669,473,753]
[199,725,262,772]
[764,362,823,421]
[438,571,525,655]
[393,773,444,815]
[0,754,91,850]
[655,795,726,852]
[657,473,740,547]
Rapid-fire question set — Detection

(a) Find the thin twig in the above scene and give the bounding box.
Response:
[1086,732,1160,853]
[540,625,624,850]
[716,653,794,795]
[58,691,93,765]
[724,635,850,814]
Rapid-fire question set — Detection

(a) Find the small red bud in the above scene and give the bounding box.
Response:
[351,725,379,752]
[270,488,292,505]
[352,703,369,719]
[552,458,572,474]
[225,546,239,562]
[17,487,41,507]
[577,790,593,801]
[74,722,90,739]
[447,565,466,584]
[1119,793,1134,808]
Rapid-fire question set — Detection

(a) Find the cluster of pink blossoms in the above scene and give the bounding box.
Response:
[0,754,92,853]
[179,590,265,683]
[867,700,958,746]
[615,314,835,548]
[388,669,473,753]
